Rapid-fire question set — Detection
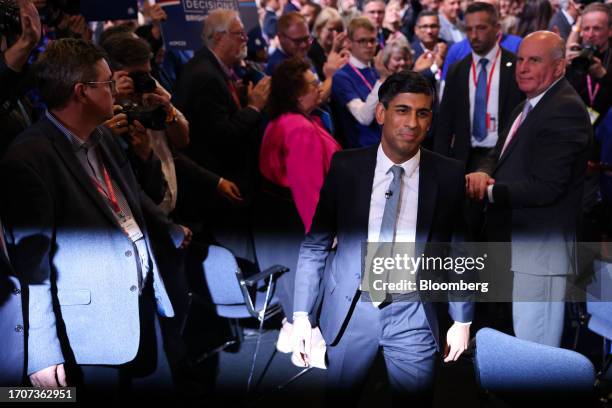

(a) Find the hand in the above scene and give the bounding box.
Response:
[113,71,135,99]
[566,42,582,63]
[589,56,607,79]
[433,43,447,68]
[331,31,348,54]
[247,76,271,111]
[374,50,391,82]
[413,51,435,72]
[103,107,129,136]
[465,171,494,201]
[291,315,312,367]
[444,322,470,362]
[217,178,244,204]
[143,91,172,112]
[323,49,349,79]
[30,364,67,388]
[147,3,167,24]
[17,0,41,49]
[58,14,92,40]
[128,120,152,161]
[178,225,193,249]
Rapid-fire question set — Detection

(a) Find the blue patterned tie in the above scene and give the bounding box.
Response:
[473,58,489,142]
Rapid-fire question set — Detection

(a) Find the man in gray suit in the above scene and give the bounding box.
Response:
[0,39,186,396]
[291,71,473,405]
[466,31,591,347]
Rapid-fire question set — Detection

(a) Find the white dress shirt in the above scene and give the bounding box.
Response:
[367,145,420,243]
[469,44,501,148]
[346,55,383,126]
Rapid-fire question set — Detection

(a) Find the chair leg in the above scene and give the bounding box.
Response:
[246,274,275,394]
[276,367,313,391]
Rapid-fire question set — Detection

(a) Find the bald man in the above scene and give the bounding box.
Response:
[466,31,592,347]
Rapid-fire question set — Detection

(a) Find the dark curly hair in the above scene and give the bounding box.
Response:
[268,57,312,120]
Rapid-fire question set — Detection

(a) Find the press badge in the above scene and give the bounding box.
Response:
[118,212,144,242]
[587,107,600,125]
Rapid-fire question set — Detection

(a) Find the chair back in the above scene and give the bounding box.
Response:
[203,245,244,306]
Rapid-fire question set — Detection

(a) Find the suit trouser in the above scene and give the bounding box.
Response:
[69,280,173,404]
[512,271,567,347]
[326,293,437,407]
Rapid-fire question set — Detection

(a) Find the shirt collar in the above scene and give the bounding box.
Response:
[527,76,563,108]
[209,48,233,78]
[45,110,101,152]
[471,42,499,66]
[349,54,371,69]
[376,144,420,179]
[561,8,575,26]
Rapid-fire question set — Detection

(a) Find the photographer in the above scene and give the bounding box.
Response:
[0,0,41,154]
[566,2,611,128]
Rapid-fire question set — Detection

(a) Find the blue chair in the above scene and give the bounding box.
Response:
[475,328,596,403]
[197,245,289,392]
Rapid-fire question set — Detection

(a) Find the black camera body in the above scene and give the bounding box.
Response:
[571,44,600,75]
[120,101,167,131]
[129,72,157,94]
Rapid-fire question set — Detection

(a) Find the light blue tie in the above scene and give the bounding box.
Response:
[473,58,489,142]
[379,165,404,242]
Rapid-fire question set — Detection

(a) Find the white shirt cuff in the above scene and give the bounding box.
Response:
[454,321,472,326]
[487,185,494,203]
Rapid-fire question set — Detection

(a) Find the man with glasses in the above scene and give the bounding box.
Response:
[175,9,271,263]
[331,17,389,148]
[411,10,448,83]
[0,38,180,398]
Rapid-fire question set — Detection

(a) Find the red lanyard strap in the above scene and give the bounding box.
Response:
[587,75,600,108]
[471,46,502,109]
[348,63,375,92]
[90,161,121,214]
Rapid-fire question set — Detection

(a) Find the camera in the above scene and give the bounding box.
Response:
[129,72,157,94]
[0,0,21,39]
[571,44,600,75]
[120,101,167,131]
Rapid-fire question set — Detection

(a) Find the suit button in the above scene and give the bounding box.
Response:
[14,325,23,333]
[125,250,132,257]
[345,296,351,301]
[12,288,21,295]
[130,285,137,292]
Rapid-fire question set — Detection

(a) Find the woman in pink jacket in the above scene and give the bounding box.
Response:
[254,58,341,352]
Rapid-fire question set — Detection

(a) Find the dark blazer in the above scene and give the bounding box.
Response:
[548,10,572,40]
[479,78,592,276]
[0,247,24,385]
[293,146,474,348]
[174,47,263,200]
[434,48,524,168]
[0,119,175,375]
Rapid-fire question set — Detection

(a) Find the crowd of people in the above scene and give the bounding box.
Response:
[0,0,610,404]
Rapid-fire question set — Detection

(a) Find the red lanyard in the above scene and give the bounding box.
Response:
[91,162,121,214]
[587,75,600,107]
[348,63,375,91]
[470,46,502,111]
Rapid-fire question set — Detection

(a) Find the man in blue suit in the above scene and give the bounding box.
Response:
[0,39,185,396]
[291,71,473,404]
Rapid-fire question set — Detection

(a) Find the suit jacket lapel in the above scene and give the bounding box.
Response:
[46,120,120,228]
[416,149,438,255]
[356,146,378,243]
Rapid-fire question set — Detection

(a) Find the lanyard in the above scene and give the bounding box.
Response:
[91,161,121,214]
[470,46,502,111]
[587,75,600,107]
[348,63,375,92]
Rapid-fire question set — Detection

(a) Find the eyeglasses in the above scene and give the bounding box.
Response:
[417,24,440,30]
[83,80,116,93]
[282,33,313,46]
[355,38,377,46]
[227,30,248,40]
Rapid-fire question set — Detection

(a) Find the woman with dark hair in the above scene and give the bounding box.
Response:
[253,58,341,354]
[514,0,553,37]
